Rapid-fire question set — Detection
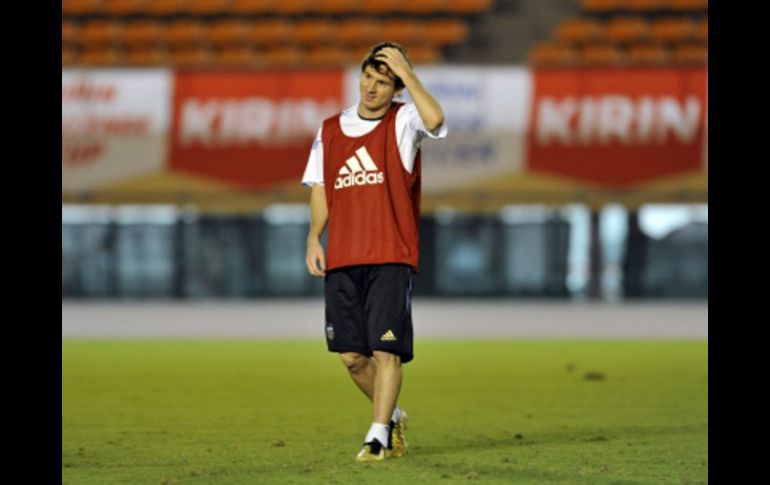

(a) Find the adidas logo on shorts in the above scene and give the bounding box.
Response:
[380,330,397,342]
[334,146,384,190]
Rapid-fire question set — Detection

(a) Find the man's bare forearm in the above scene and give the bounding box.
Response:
[308,184,328,242]
[401,71,444,132]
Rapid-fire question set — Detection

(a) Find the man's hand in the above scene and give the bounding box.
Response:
[374,47,414,82]
[306,237,326,277]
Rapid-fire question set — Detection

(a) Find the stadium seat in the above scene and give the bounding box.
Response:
[62,47,78,65]
[164,20,206,47]
[444,0,494,14]
[272,0,314,14]
[80,47,124,66]
[669,0,708,12]
[605,16,651,44]
[358,0,404,14]
[246,19,295,45]
[555,18,607,45]
[169,46,215,67]
[424,19,470,46]
[62,21,80,46]
[579,44,626,65]
[79,20,123,47]
[214,46,262,66]
[62,0,103,16]
[397,0,446,15]
[381,20,426,45]
[649,17,696,44]
[672,44,707,64]
[338,18,384,46]
[101,0,147,15]
[695,18,707,43]
[184,0,233,15]
[122,20,163,47]
[310,0,364,14]
[294,18,338,44]
[306,46,355,67]
[144,0,188,16]
[625,0,667,13]
[529,42,578,66]
[230,0,275,14]
[579,0,622,15]
[627,43,671,64]
[262,46,305,67]
[124,47,169,65]
[205,19,250,47]
[406,45,442,64]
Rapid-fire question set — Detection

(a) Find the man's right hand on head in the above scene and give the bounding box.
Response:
[306,239,326,277]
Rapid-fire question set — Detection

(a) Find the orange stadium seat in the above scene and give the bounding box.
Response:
[381,20,426,45]
[124,47,169,65]
[144,0,188,16]
[424,19,470,46]
[184,0,233,15]
[359,0,403,14]
[169,46,215,67]
[246,19,295,45]
[164,20,206,47]
[272,0,314,15]
[205,19,250,46]
[650,17,696,44]
[311,0,364,14]
[406,45,442,64]
[215,46,262,66]
[398,0,447,15]
[306,46,355,67]
[230,0,275,14]
[122,20,163,47]
[625,0,667,13]
[669,0,708,13]
[579,44,626,65]
[262,46,305,67]
[62,0,103,16]
[627,43,671,64]
[444,0,494,14]
[101,0,147,15]
[672,44,707,64]
[63,47,78,65]
[62,21,80,46]
[338,19,384,46]
[79,20,123,47]
[695,18,707,43]
[579,0,621,14]
[605,17,651,44]
[294,19,338,44]
[555,18,607,45]
[80,47,123,66]
[529,42,579,66]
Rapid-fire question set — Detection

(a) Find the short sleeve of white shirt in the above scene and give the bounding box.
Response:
[301,103,447,186]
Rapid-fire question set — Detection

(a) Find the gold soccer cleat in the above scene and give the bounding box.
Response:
[356,438,390,462]
[390,410,408,458]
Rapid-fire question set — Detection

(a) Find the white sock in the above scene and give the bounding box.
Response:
[364,422,390,445]
[391,405,401,423]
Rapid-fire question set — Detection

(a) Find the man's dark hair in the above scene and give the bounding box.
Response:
[360,42,412,91]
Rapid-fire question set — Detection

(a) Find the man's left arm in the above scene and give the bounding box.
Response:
[375,48,444,132]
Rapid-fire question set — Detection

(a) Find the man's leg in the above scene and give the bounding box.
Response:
[339,352,375,401]
[372,350,402,424]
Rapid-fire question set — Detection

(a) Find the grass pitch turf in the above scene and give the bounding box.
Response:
[62,340,707,484]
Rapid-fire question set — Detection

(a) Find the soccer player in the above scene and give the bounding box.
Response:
[302,42,447,462]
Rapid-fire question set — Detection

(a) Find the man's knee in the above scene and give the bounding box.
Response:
[339,352,369,373]
[372,350,401,367]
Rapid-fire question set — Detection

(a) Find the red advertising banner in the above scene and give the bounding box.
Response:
[528,68,707,187]
[169,71,345,189]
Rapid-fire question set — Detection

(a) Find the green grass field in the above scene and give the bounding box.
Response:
[62,340,707,484]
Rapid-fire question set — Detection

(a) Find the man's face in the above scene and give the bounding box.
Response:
[359,64,399,114]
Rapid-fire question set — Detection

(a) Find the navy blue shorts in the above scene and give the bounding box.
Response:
[324,263,414,364]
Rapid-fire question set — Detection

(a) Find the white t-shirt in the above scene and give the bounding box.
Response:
[301,103,448,186]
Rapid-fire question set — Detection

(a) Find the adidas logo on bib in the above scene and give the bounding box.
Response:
[334,146,384,190]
